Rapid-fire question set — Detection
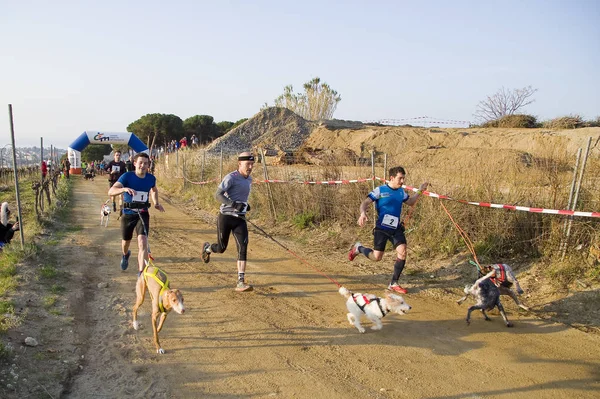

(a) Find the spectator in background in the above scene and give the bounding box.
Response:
[0,202,20,249]
[41,160,47,179]
[62,158,71,179]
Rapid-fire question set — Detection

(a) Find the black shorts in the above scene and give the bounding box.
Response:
[109,180,118,188]
[120,212,150,241]
[373,226,406,251]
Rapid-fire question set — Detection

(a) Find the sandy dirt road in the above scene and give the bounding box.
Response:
[48,177,600,398]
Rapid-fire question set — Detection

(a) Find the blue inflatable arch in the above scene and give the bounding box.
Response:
[67,131,149,172]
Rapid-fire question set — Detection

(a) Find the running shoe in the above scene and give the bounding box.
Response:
[348,242,361,261]
[201,242,211,263]
[388,283,407,294]
[120,250,131,271]
[235,280,253,292]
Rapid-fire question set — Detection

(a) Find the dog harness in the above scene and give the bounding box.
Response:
[351,293,388,318]
[143,263,170,313]
[489,264,507,286]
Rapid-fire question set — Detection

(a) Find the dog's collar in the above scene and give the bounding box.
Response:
[143,264,170,313]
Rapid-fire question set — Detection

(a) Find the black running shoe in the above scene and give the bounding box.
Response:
[201,242,211,263]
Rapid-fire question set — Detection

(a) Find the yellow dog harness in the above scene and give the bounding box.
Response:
[143,261,170,313]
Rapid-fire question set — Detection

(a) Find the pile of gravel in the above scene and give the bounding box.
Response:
[206,107,316,154]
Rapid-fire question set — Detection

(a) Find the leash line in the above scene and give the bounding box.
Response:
[245,218,342,288]
[438,199,482,270]
[135,209,154,260]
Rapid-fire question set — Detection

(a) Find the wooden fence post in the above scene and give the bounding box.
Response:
[260,147,277,221]
[561,137,593,260]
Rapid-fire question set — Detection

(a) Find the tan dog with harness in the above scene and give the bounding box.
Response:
[132,260,185,354]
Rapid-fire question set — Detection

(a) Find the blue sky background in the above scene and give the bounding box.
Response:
[1,0,599,148]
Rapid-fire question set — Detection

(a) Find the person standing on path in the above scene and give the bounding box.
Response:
[348,166,428,294]
[201,151,255,292]
[62,158,71,179]
[108,152,165,274]
[105,151,127,212]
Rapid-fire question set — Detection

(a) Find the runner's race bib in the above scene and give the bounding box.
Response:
[112,165,120,173]
[381,214,399,228]
[132,191,149,203]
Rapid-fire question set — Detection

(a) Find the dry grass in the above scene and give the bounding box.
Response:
[157,143,600,285]
[482,114,539,128]
[543,115,584,130]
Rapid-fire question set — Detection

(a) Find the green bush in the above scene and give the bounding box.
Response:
[483,114,538,128]
[292,211,317,229]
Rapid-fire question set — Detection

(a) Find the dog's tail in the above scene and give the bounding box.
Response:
[339,286,352,299]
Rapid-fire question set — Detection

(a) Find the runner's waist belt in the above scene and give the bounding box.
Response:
[124,202,150,209]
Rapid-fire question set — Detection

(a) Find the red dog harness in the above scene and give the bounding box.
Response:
[351,293,388,317]
[490,263,507,286]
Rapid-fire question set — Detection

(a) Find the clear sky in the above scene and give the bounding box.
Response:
[1,0,599,149]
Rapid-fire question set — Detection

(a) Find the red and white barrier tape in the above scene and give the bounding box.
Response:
[253,179,288,184]
[402,184,600,219]
[179,173,599,218]
[302,177,375,185]
[253,177,375,184]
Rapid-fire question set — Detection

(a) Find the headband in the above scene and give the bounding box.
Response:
[238,155,255,161]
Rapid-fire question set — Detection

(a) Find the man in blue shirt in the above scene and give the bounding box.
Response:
[349,166,428,294]
[108,152,165,274]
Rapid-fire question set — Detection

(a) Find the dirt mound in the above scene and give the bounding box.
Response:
[206,107,316,154]
[304,125,600,160]
[209,108,599,164]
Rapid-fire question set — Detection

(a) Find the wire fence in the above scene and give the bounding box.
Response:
[155,147,600,265]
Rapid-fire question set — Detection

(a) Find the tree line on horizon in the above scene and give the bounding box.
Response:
[126,114,249,153]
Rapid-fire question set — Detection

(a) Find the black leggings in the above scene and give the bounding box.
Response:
[212,213,248,261]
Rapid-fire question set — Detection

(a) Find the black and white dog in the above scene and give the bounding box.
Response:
[480,263,529,311]
[100,200,111,227]
[339,286,411,333]
[457,271,513,327]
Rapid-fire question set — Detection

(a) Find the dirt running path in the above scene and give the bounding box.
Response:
[58,177,600,398]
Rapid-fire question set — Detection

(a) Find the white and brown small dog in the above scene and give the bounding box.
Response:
[132,261,185,354]
[339,286,411,333]
[100,200,111,227]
